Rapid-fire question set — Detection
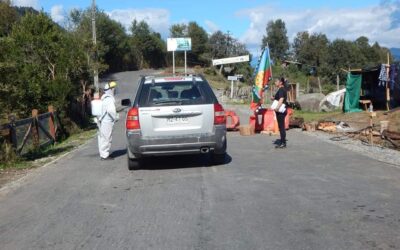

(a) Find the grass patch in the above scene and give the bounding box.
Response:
[0,128,97,170]
[293,110,342,122]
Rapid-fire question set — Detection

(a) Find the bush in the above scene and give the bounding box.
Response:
[204,67,216,75]
[0,141,17,164]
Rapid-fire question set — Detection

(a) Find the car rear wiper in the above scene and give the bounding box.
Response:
[153,100,183,105]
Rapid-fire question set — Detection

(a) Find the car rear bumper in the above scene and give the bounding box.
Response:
[126,126,226,157]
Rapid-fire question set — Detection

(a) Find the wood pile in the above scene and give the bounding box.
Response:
[317,121,337,132]
[303,122,318,132]
[289,117,304,128]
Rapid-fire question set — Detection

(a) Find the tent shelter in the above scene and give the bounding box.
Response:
[344,63,400,112]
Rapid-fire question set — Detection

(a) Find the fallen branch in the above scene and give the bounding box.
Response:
[382,130,400,140]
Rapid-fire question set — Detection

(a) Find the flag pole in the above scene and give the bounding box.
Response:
[267,43,273,80]
[266,43,273,101]
[252,47,265,107]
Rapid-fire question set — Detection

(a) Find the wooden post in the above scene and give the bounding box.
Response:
[8,115,17,150]
[318,77,322,94]
[32,109,40,148]
[336,75,340,91]
[369,112,376,146]
[48,106,56,141]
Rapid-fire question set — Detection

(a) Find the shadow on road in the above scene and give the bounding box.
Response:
[139,153,232,171]
[110,149,127,158]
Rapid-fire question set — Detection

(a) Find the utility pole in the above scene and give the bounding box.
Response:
[226,30,231,56]
[92,0,99,93]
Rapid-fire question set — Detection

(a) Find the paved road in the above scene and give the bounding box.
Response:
[1,71,400,250]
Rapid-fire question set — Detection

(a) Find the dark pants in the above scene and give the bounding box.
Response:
[276,112,287,144]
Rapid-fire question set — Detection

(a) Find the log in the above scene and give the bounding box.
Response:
[289,117,304,128]
[382,130,400,140]
[303,122,318,132]
[318,121,337,132]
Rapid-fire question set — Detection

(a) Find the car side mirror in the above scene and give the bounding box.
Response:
[121,99,131,106]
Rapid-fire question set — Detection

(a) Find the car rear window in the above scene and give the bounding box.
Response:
[138,81,216,107]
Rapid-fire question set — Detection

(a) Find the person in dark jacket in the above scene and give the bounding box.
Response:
[273,78,288,148]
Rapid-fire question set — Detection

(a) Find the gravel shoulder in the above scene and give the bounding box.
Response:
[302,129,400,167]
[224,103,400,168]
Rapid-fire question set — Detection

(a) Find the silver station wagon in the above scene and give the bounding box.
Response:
[121,75,227,170]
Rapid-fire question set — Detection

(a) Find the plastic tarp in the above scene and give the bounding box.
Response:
[344,73,362,113]
[326,89,346,107]
[319,89,345,112]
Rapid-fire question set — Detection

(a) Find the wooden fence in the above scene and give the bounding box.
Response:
[0,106,60,155]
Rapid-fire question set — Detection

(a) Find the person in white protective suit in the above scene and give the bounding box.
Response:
[98,81,118,160]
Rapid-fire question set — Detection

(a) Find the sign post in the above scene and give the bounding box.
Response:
[212,55,250,66]
[212,56,249,99]
[184,50,187,75]
[173,51,175,76]
[167,38,192,76]
[228,76,239,99]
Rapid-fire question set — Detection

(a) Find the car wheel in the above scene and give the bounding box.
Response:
[128,156,142,170]
[211,152,226,165]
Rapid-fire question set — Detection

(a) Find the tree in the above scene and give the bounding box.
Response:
[0,12,90,116]
[208,30,253,81]
[292,31,309,62]
[209,31,228,59]
[69,7,134,73]
[262,19,289,62]
[187,22,209,66]
[169,24,187,38]
[0,0,17,37]
[371,42,394,64]
[325,39,365,81]
[130,19,166,69]
[292,31,329,76]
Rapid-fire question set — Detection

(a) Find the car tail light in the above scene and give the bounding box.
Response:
[214,103,226,125]
[126,107,140,130]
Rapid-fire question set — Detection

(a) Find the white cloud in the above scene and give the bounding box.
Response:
[106,8,170,36]
[204,20,219,34]
[237,2,400,55]
[12,0,39,9]
[51,5,65,23]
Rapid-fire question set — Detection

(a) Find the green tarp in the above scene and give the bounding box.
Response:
[344,73,362,113]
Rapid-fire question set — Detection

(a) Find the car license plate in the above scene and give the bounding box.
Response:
[166,116,189,124]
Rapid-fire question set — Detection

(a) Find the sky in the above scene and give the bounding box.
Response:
[11,0,400,56]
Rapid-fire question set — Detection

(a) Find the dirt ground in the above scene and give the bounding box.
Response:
[0,130,96,190]
[0,168,31,188]
[321,109,400,132]
[313,109,400,150]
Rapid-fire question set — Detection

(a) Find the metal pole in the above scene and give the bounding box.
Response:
[184,50,187,76]
[173,51,175,76]
[92,0,99,92]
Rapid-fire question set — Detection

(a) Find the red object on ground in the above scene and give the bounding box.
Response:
[249,108,267,132]
[225,110,240,131]
[249,107,294,133]
[285,108,294,130]
[261,109,276,132]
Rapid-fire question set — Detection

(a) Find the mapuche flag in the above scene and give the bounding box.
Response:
[251,47,272,110]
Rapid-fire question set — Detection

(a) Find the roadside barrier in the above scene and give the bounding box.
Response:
[0,106,61,155]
